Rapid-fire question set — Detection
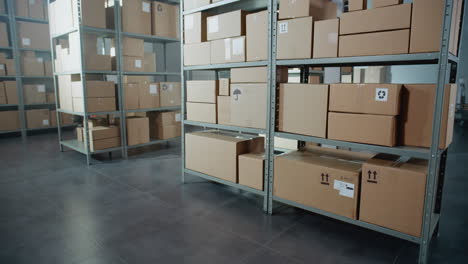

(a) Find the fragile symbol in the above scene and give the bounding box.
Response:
[367,170,378,183]
[233,89,242,101]
[321,173,330,185]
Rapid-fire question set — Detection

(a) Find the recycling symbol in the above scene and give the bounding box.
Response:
[375,88,388,102]
[157,4,163,12]
[378,90,386,100]
[162,84,168,91]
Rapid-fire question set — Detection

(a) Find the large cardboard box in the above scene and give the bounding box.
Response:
[184,0,210,11]
[360,155,428,237]
[187,80,218,103]
[0,22,9,47]
[26,109,50,128]
[139,83,160,109]
[274,150,362,219]
[187,102,217,123]
[219,78,230,96]
[239,152,265,191]
[73,97,116,113]
[185,131,264,183]
[58,75,73,111]
[4,81,18,104]
[210,36,246,64]
[450,0,463,55]
[24,84,47,104]
[313,19,339,58]
[277,17,313,60]
[373,0,401,8]
[160,82,181,107]
[124,83,139,110]
[348,0,366,11]
[71,80,115,98]
[230,83,267,129]
[148,111,181,139]
[278,0,338,20]
[246,10,268,62]
[152,1,179,39]
[184,12,207,44]
[15,0,29,17]
[339,29,409,57]
[122,37,144,57]
[400,84,457,149]
[81,0,106,28]
[184,42,211,66]
[122,0,151,35]
[86,126,121,151]
[340,3,411,35]
[217,96,231,125]
[328,112,397,146]
[22,54,45,76]
[329,83,402,115]
[17,21,50,50]
[207,10,246,41]
[278,84,328,138]
[126,117,150,146]
[122,56,144,72]
[231,67,267,83]
[0,111,20,131]
[5,59,15,75]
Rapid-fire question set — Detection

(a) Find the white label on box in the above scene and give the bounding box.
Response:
[328,32,338,44]
[175,113,181,122]
[333,180,355,198]
[279,22,288,34]
[375,88,388,102]
[0,65,4,70]
[22,38,31,46]
[37,85,46,93]
[232,38,244,56]
[185,15,194,30]
[135,59,142,68]
[37,57,44,63]
[42,119,49,126]
[170,99,174,104]
[232,87,243,101]
[142,2,150,13]
[208,16,219,33]
[224,39,231,60]
[168,83,173,91]
[149,84,158,94]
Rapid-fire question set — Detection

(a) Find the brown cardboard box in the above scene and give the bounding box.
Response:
[328,112,397,146]
[451,0,463,55]
[15,0,29,17]
[217,96,230,125]
[152,1,179,39]
[210,36,246,64]
[187,80,218,103]
[339,3,411,35]
[5,81,18,104]
[81,0,106,28]
[246,10,268,62]
[50,111,72,127]
[313,19,339,58]
[47,92,55,103]
[184,0,210,11]
[5,59,15,75]
[17,21,50,49]
[71,80,115,98]
[44,60,52,76]
[277,17,313,60]
[184,42,211,66]
[373,0,401,8]
[143,52,156,72]
[278,0,338,20]
[139,83,160,109]
[239,152,265,190]
[329,83,402,115]
[360,155,428,237]
[26,109,50,128]
[122,37,144,57]
[148,111,181,139]
[86,55,112,72]
[339,29,409,57]
[230,83,266,129]
[0,22,9,47]
[124,83,140,110]
[187,102,217,123]
[160,82,181,107]
[0,95,6,104]
[22,55,45,76]
[0,64,5,75]
[274,150,362,219]
[155,125,181,139]
[123,56,144,72]
[348,0,366,11]
[309,75,321,84]
[400,84,457,149]
[231,67,267,83]
[24,84,47,104]
[278,84,328,138]
[122,0,151,35]
[90,137,121,152]
[87,126,121,151]
[185,131,264,183]
[29,0,45,19]
[207,10,246,41]
[0,0,4,14]
[184,12,207,44]
[0,111,20,131]
[219,78,230,96]
[126,117,150,146]
[76,127,84,141]
[73,97,116,113]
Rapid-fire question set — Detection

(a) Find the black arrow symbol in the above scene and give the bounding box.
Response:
[326,174,329,182]
[373,171,377,180]
[321,173,324,182]
[368,170,372,179]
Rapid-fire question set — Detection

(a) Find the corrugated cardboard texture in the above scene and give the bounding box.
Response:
[124,83,139,110]
[278,84,328,138]
[184,42,211,66]
[152,1,179,39]
[17,21,50,49]
[160,82,181,107]
[187,80,218,103]
[373,0,401,8]
[88,126,120,141]
[339,29,409,57]
[26,109,50,129]
[207,10,246,41]
[184,0,210,11]
[279,0,337,20]
[90,137,121,151]
[122,56,144,72]
[217,96,231,125]
[122,37,144,57]
[239,153,265,191]
[187,102,217,123]
[126,117,150,146]
[313,19,339,58]
[277,17,313,59]
[22,55,45,76]
[231,67,267,83]
[348,0,366,11]
[143,52,157,72]
[184,12,207,44]
[148,111,181,139]
[122,0,151,35]
[0,111,20,131]
[410,0,444,53]
[139,83,160,109]
[219,78,230,96]
[246,10,268,62]
[360,155,428,237]
[230,83,267,129]
[210,36,246,64]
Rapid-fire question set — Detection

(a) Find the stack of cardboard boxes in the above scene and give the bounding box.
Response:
[148,111,181,140]
[186,80,218,123]
[0,110,20,131]
[0,52,16,76]
[124,76,181,110]
[76,118,121,151]
[16,0,48,19]
[120,37,156,73]
[22,51,52,77]
[0,81,18,105]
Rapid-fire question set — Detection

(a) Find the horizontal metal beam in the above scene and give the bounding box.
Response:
[122,32,180,43]
[184,120,265,134]
[184,61,268,71]
[127,137,180,149]
[183,0,241,15]
[61,139,122,154]
[15,16,48,24]
[125,106,181,113]
[58,109,120,117]
[123,71,181,76]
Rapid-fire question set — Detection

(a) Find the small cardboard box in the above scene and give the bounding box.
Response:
[87,126,121,151]
[122,37,144,57]
[24,84,47,104]
[71,80,115,98]
[217,96,231,125]
[17,21,50,50]
[278,83,329,138]
[160,82,181,107]
[0,22,9,47]
[26,109,50,128]
[126,116,150,146]
[231,67,267,83]
[187,102,217,123]
[15,0,29,17]
[122,56,144,72]
[278,0,338,20]
[230,83,267,129]
[184,12,207,44]
[339,29,410,57]
[239,152,265,191]
[313,19,339,59]
[360,154,428,237]
[348,0,366,11]
[210,36,246,64]
[184,42,211,66]
[219,78,230,96]
[47,92,55,103]
[277,17,313,60]
[143,52,157,72]
[0,111,20,131]
[185,131,264,183]
[184,0,210,11]
[148,111,181,139]
[246,10,268,62]
[81,0,106,28]
[329,83,402,116]
[328,112,397,146]
[155,125,181,139]
[139,83,160,109]
[373,0,401,8]
[124,83,140,110]
[207,10,246,41]
[187,80,218,103]
[22,55,45,76]
[73,97,116,113]
[4,81,18,104]
[122,0,151,35]
[152,1,179,39]
[5,59,15,75]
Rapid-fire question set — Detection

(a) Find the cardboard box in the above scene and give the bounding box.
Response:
[277,17,313,60]
[279,0,338,20]
[44,61,52,76]
[329,83,402,115]
[26,109,50,128]
[90,137,121,152]
[0,0,4,14]
[239,153,265,190]
[155,125,181,139]
[22,55,45,76]
[0,111,20,131]
[278,84,328,138]
[4,81,18,104]
[152,1,179,39]
[313,19,339,58]
[184,12,207,44]
[184,0,210,11]
[57,74,73,111]
[246,10,268,62]
[187,102,217,123]
[400,84,457,149]
[339,29,409,57]
[328,112,397,146]
[0,95,6,104]
[207,10,246,41]
[24,84,47,104]
[160,82,181,107]
[185,131,264,183]
[122,56,144,72]
[87,126,121,151]
[274,150,362,219]
[47,92,55,103]
[148,111,181,139]
[143,52,156,72]
[122,0,151,35]
[219,78,230,96]
[17,21,50,50]
[5,59,15,75]
[76,127,83,141]
[126,117,150,146]
[348,0,366,11]
[184,42,211,66]
[230,83,266,129]
[187,80,218,103]
[360,155,428,237]
[0,22,9,47]
[210,36,246,64]
[73,97,116,113]
[137,83,159,109]
[450,0,463,56]
[122,37,144,57]
[81,0,106,28]
[15,0,29,17]
[217,96,231,125]
[373,0,401,8]
[124,83,140,110]
[231,67,267,83]
[71,80,115,98]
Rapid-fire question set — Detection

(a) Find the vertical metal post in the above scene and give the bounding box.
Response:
[180,0,186,183]
[419,0,455,263]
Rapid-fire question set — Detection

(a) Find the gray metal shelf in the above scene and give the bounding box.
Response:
[21,76,53,79]
[60,139,122,155]
[54,70,118,76]
[182,0,242,15]
[125,106,180,113]
[57,108,120,117]
[123,71,181,76]
[15,16,48,24]
[0,46,12,50]
[19,48,51,53]
[127,137,180,149]
[183,61,268,71]
[0,129,21,134]
[121,32,179,43]
[183,120,265,134]
[51,26,115,39]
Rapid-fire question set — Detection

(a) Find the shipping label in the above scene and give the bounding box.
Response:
[333,180,355,198]
[37,85,46,93]
[232,38,244,56]
[149,84,158,94]
[22,38,31,46]
[375,88,388,102]
[142,2,150,13]
[135,59,142,68]
[175,113,181,122]
[42,119,49,126]
[208,16,219,33]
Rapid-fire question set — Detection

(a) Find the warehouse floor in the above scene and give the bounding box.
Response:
[0,126,467,264]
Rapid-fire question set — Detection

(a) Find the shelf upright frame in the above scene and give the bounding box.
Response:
[179,0,186,183]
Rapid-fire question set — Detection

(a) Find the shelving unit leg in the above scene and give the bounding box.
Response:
[180,0,186,184]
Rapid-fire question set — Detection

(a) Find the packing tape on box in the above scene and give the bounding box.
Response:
[208,16,219,33]
[135,59,142,68]
[175,113,181,122]
[142,2,150,13]
[42,119,49,126]
[149,84,158,95]
[185,15,194,30]
[37,85,46,93]
[224,39,231,60]
[232,38,243,56]
[279,22,288,34]
[22,38,31,46]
